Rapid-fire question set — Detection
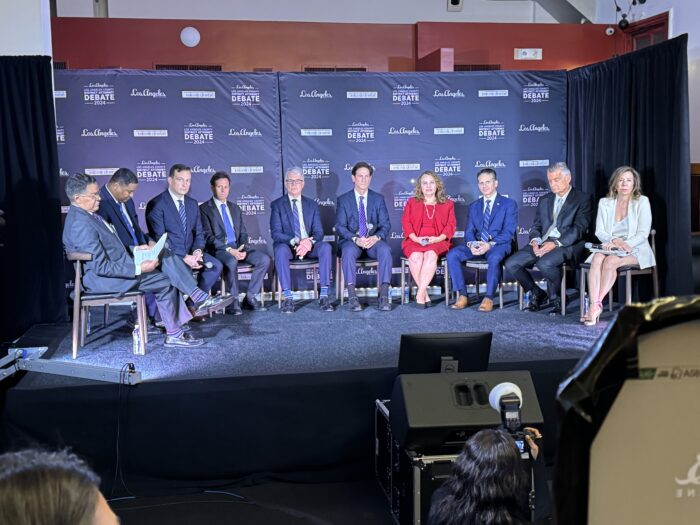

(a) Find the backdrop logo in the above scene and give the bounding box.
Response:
[133,129,168,138]
[343,163,354,171]
[346,91,378,99]
[83,83,115,105]
[181,90,215,99]
[519,159,549,167]
[56,126,65,144]
[433,89,465,99]
[136,160,167,182]
[184,122,214,144]
[435,156,461,177]
[347,122,375,143]
[390,163,420,171]
[475,160,506,169]
[393,190,413,209]
[434,127,464,135]
[446,194,466,204]
[392,84,419,105]
[388,126,420,136]
[59,168,70,177]
[85,168,119,176]
[54,90,67,99]
[522,186,549,207]
[676,454,700,499]
[390,231,405,239]
[478,119,505,140]
[231,84,261,106]
[314,197,335,207]
[230,166,264,174]
[300,89,333,99]
[519,123,550,133]
[518,226,532,235]
[478,89,509,98]
[302,158,330,179]
[192,165,216,175]
[247,235,267,245]
[130,88,167,99]
[301,128,333,137]
[236,194,266,215]
[523,82,550,103]
[228,128,262,137]
[81,128,118,138]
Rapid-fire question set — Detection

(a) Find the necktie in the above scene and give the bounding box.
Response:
[358,196,368,237]
[553,197,563,222]
[178,200,187,232]
[120,203,139,246]
[291,199,302,238]
[221,203,236,244]
[480,200,492,243]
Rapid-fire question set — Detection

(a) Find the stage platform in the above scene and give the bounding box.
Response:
[1,293,608,502]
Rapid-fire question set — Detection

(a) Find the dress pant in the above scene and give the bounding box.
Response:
[144,247,199,320]
[447,243,511,298]
[214,248,271,298]
[275,241,332,292]
[340,239,392,287]
[133,271,191,332]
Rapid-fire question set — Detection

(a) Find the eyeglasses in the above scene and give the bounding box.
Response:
[80,192,101,200]
[286,179,304,186]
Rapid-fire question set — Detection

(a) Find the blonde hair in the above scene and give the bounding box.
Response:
[413,171,447,204]
[607,166,642,199]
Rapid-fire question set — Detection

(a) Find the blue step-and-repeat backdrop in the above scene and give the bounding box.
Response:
[55,69,566,289]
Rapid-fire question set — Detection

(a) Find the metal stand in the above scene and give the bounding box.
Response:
[0,347,142,385]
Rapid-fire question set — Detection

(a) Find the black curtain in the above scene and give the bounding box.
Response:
[567,34,692,296]
[0,56,66,343]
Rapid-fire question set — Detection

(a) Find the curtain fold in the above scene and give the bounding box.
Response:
[567,34,691,296]
[0,56,66,343]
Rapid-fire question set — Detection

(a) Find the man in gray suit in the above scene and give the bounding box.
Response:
[62,173,226,347]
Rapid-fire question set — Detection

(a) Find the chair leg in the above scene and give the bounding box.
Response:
[498,275,504,309]
[339,264,345,305]
[519,285,524,310]
[443,260,450,307]
[401,259,406,305]
[609,288,614,311]
[80,306,88,347]
[652,267,660,299]
[580,268,586,318]
[260,281,265,308]
[561,269,566,316]
[71,299,81,360]
[137,296,147,350]
[277,276,282,308]
[313,266,319,299]
[104,304,109,329]
[626,271,633,304]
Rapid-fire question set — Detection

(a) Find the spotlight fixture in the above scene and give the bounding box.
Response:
[619,14,629,30]
[613,0,646,30]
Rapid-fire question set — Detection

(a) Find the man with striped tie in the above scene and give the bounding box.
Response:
[447,168,518,312]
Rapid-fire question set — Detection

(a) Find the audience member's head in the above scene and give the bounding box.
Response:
[428,429,530,525]
[0,449,118,525]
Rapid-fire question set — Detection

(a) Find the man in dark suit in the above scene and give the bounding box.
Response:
[146,164,223,304]
[97,168,226,327]
[270,167,334,314]
[447,168,518,312]
[200,171,271,314]
[335,161,392,312]
[62,173,221,347]
[505,162,593,315]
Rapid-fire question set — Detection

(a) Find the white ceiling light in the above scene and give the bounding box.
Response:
[180,26,201,48]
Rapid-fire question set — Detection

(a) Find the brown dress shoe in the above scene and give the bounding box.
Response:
[450,295,469,310]
[478,297,494,312]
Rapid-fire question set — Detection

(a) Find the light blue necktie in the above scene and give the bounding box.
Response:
[221,203,236,244]
[291,199,302,239]
[480,200,492,242]
[177,200,187,233]
[358,196,368,237]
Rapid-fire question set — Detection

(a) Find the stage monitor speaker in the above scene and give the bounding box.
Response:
[390,371,544,453]
[555,296,700,525]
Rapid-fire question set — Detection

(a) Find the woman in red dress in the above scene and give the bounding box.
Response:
[402,171,456,307]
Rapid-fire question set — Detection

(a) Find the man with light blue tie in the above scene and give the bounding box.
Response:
[200,171,271,315]
[447,168,518,312]
[335,161,392,312]
[270,167,334,314]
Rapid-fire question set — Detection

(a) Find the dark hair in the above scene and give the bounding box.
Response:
[169,163,191,178]
[428,429,530,525]
[477,168,498,180]
[210,171,231,186]
[109,168,138,186]
[0,449,101,525]
[607,165,642,199]
[64,173,97,201]
[351,161,374,176]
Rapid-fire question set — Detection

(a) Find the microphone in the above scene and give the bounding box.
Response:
[203,261,213,269]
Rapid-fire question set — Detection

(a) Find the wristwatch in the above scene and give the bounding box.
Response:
[554,240,562,248]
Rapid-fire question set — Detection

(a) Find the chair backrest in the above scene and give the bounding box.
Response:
[650,229,657,257]
[65,252,93,300]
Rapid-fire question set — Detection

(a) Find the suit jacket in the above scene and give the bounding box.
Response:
[401,198,456,240]
[146,190,205,257]
[96,184,149,249]
[63,205,138,294]
[587,195,655,269]
[270,195,324,247]
[530,187,593,248]
[335,189,391,243]
[199,197,249,252]
[464,194,518,246]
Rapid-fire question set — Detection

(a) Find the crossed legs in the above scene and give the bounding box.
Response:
[407,251,438,303]
[586,253,638,320]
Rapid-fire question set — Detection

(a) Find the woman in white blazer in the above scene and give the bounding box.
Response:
[583,166,654,326]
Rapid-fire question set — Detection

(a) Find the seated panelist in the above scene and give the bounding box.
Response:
[270,167,334,314]
[582,166,655,326]
[401,170,455,308]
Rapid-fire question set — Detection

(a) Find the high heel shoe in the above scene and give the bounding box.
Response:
[583,302,603,326]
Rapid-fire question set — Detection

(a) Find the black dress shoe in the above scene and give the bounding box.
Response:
[527,291,549,312]
[281,298,295,314]
[547,300,563,316]
[377,296,392,312]
[319,296,334,312]
[243,295,266,311]
[347,296,363,312]
[193,294,233,317]
[227,300,242,316]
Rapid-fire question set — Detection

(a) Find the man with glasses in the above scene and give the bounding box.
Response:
[200,171,271,315]
[335,161,392,312]
[270,167,334,313]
